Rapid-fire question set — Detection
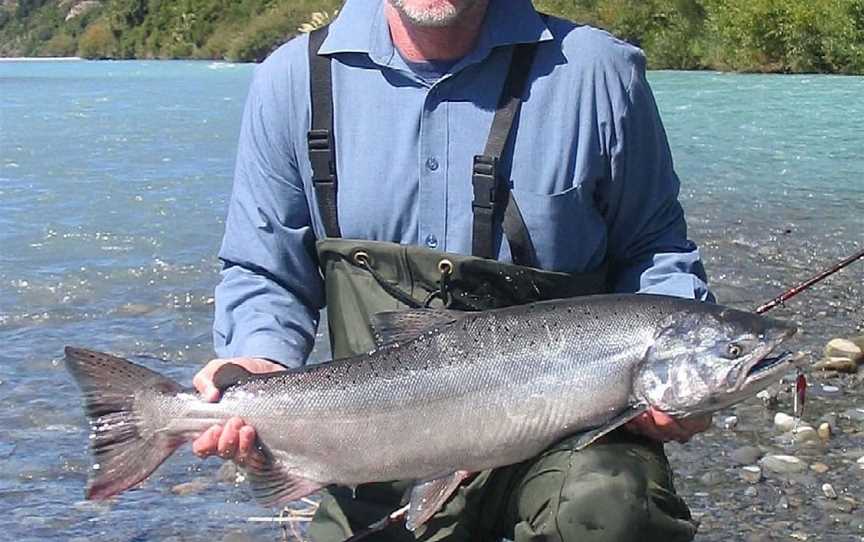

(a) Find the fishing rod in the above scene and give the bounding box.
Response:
[343,247,864,542]
[754,246,864,315]
[753,246,864,420]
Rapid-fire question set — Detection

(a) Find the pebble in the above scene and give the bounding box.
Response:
[820,413,839,427]
[811,462,830,474]
[171,478,210,496]
[821,384,841,395]
[818,422,832,440]
[730,446,764,466]
[815,357,859,373]
[761,454,808,474]
[841,408,864,423]
[743,486,758,498]
[825,338,864,363]
[741,465,763,484]
[792,425,819,444]
[840,449,864,460]
[831,498,857,513]
[858,457,864,469]
[822,483,838,499]
[722,415,738,430]
[757,387,780,407]
[700,471,725,486]
[818,499,854,513]
[774,412,797,432]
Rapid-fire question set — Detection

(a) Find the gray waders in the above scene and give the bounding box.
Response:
[304,27,697,542]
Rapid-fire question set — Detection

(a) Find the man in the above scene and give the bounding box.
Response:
[193,1,713,540]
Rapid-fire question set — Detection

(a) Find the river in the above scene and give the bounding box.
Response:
[1,60,862,541]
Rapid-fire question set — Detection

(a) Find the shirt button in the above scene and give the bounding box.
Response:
[425,234,439,249]
[425,157,439,171]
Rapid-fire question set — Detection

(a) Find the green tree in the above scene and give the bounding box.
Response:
[78,18,118,58]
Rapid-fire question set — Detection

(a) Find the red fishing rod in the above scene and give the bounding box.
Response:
[753,246,864,420]
[754,246,864,315]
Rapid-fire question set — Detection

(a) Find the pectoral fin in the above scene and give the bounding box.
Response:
[212,363,255,393]
[572,405,648,451]
[243,449,324,507]
[405,471,470,531]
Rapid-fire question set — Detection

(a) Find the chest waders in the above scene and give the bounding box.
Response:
[304,27,696,542]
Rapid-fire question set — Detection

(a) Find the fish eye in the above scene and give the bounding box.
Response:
[726,343,743,358]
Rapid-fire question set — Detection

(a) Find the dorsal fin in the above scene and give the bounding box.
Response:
[370,309,463,347]
[212,363,255,393]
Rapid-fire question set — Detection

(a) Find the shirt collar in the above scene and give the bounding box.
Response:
[318,0,553,66]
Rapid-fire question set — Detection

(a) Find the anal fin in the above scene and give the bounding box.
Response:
[244,450,324,507]
[405,471,470,531]
[572,405,648,451]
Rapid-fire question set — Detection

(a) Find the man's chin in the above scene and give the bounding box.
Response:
[388,0,479,28]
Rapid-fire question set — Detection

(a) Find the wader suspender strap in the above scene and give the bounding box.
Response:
[308,27,342,238]
[471,43,539,266]
[308,27,539,262]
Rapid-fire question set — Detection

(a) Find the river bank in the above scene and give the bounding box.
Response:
[2,0,863,72]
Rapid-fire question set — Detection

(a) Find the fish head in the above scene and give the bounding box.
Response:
[634,304,798,417]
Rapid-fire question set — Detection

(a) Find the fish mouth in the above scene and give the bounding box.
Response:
[743,350,795,384]
[740,322,799,387]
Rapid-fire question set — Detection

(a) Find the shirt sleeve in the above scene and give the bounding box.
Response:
[213,61,324,367]
[602,53,714,301]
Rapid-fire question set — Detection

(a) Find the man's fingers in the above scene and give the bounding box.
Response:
[235,425,262,466]
[686,414,714,434]
[193,360,227,402]
[191,427,212,457]
[649,410,688,441]
[193,424,223,458]
[217,417,245,458]
[654,410,707,442]
[627,411,687,443]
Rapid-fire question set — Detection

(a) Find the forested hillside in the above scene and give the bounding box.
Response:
[2,0,863,73]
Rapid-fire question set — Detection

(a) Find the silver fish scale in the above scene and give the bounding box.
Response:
[193,295,688,485]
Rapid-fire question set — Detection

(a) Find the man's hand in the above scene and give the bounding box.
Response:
[191,357,286,464]
[626,408,712,443]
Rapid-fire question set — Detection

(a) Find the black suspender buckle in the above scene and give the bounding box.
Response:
[471,155,499,212]
[308,129,336,185]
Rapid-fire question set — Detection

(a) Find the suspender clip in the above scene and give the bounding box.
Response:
[471,155,499,211]
[308,129,336,184]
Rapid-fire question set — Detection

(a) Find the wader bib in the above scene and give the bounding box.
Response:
[304,27,697,542]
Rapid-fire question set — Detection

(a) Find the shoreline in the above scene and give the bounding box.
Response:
[0,56,82,61]
[1,56,862,76]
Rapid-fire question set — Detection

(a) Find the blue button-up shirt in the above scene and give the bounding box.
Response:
[214,0,712,366]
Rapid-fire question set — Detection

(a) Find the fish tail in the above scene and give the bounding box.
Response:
[64,346,185,500]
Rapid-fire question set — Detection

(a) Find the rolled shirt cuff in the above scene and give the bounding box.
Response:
[214,331,307,369]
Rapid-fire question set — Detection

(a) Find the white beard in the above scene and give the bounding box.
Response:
[388,0,480,27]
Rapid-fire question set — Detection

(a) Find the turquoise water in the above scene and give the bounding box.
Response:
[1,61,862,541]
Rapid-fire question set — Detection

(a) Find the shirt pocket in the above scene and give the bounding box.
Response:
[509,183,607,273]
